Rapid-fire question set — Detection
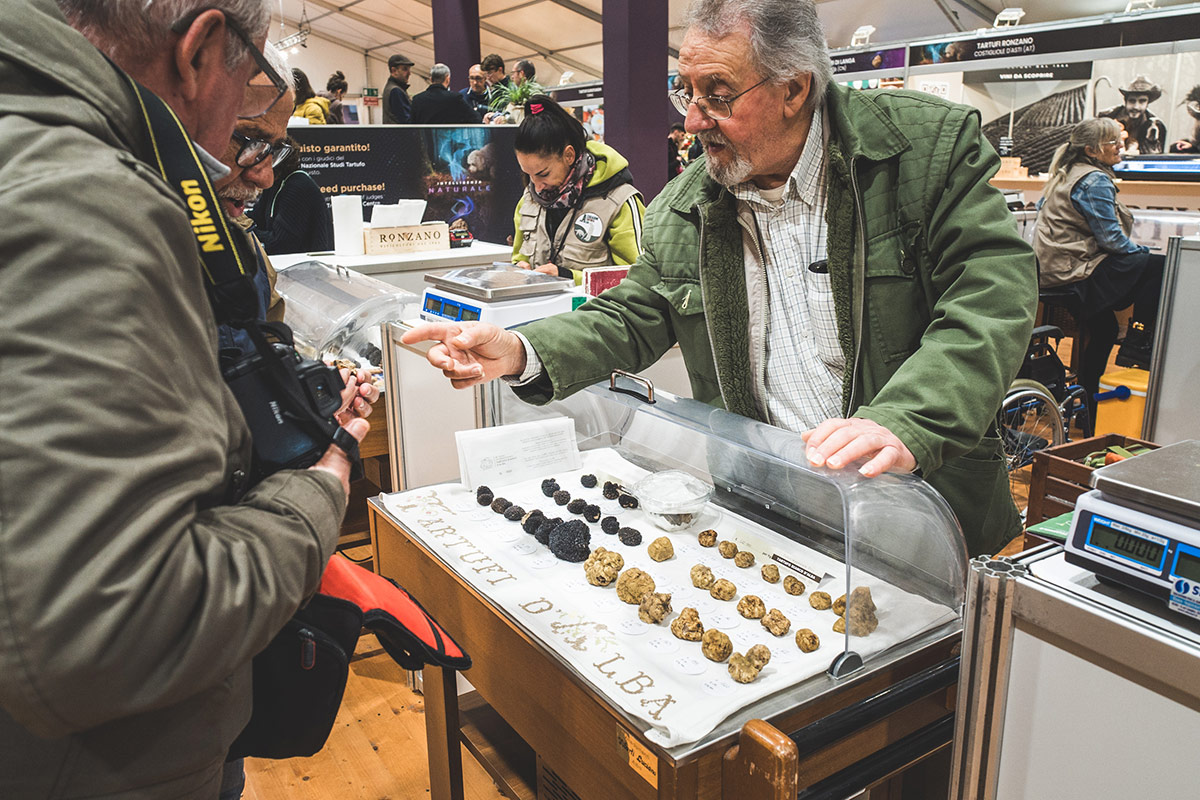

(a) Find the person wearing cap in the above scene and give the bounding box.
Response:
[383,53,414,124]
[1099,75,1167,155]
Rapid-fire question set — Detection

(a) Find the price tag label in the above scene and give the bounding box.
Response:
[1169,579,1200,620]
[616,727,658,788]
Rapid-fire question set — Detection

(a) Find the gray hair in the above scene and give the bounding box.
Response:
[682,0,832,110]
[57,0,270,72]
[430,63,451,86]
[263,41,295,92]
[1044,117,1123,195]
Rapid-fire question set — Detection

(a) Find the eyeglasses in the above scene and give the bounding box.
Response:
[669,78,768,121]
[231,130,293,168]
[170,7,288,120]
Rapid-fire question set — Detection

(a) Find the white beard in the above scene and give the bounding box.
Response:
[700,134,754,186]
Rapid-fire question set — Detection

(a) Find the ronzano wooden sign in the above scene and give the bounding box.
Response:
[363,221,450,255]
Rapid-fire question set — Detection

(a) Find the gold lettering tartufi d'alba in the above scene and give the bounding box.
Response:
[179,179,224,252]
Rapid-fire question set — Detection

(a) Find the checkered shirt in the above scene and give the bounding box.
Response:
[729,111,843,432]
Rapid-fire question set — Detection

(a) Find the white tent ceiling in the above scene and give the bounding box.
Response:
[273,0,1198,87]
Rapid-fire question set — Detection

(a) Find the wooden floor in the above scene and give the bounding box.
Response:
[243,579,504,800]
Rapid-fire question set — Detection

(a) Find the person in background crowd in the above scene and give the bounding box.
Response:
[461,63,491,118]
[512,59,536,86]
[248,140,336,255]
[1034,117,1164,405]
[411,63,483,124]
[1099,75,1167,155]
[1,1,365,796]
[509,95,645,284]
[1169,84,1200,153]
[319,69,348,123]
[481,52,511,123]
[404,0,1036,566]
[668,121,688,177]
[292,67,329,124]
[383,52,414,124]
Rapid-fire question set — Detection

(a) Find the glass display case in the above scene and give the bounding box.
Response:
[377,374,967,752]
[275,260,420,367]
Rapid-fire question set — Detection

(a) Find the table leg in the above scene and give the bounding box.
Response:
[424,665,464,800]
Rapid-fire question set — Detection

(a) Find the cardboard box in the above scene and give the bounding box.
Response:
[363,221,450,255]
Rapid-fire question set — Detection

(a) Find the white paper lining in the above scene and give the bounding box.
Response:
[381,448,957,747]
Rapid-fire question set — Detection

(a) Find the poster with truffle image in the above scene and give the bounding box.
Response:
[285,125,526,246]
[380,448,957,748]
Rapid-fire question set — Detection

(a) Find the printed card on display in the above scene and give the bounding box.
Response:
[456,417,580,491]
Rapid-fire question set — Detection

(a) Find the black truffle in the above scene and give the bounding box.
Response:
[618,527,642,547]
[553,489,571,506]
[490,497,512,514]
[602,481,620,500]
[534,517,562,545]
[503,505,526,521]
[618,493,639,509]
[580,474,598,488]
[549,519,591,562]
[521,510,546,535]
[601,516,620,535]
[541,478,560,497]
[567,498,587,515]
[583,504,601,523]
[476,492,494,506]
[475,485,492,497]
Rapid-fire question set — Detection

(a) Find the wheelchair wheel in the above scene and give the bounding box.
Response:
[998,381,1065,516]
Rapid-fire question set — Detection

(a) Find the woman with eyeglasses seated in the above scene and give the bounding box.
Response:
[511,95,645,284]
[248,139,334,255]
[1033,117,1165,401]
[291,68,330,124]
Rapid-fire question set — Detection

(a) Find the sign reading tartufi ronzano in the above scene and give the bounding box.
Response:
[364,221,450,255]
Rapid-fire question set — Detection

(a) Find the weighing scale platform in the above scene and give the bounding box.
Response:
[420,265,575,329]
[1064,440,1200,617]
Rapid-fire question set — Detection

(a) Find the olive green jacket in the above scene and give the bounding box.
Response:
[516,85,1036,556]
[0,2,345,796]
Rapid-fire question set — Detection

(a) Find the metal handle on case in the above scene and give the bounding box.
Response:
[608,370,655,404]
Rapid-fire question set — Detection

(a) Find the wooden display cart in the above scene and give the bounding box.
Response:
[368,500,960,800]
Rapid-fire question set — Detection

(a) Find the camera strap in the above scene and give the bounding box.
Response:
[121,69,261,324]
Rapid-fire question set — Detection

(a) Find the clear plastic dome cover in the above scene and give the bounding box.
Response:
[276,260,420,367]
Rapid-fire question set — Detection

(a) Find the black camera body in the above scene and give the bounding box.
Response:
[222,342,349,483]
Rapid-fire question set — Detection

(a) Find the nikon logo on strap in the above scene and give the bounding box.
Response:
[180,179,225,253]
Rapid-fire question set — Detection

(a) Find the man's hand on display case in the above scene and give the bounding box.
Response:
[309,417,370,497]
[801,417,917,478]
[335,367,381,425]
[401,321,527,388]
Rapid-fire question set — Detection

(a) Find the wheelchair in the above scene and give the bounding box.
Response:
[998,324,1092,515]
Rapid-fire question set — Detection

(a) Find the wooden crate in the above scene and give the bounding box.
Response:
[1026,433,1158,526]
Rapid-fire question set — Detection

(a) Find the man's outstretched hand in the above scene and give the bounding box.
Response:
[400,321,527,389]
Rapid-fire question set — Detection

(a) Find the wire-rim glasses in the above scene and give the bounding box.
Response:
[669,78,768,121]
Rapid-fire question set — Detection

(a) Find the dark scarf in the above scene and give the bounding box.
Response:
[530,149,596,210]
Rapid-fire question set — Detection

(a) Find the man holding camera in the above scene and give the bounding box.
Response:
[0,1,365,797]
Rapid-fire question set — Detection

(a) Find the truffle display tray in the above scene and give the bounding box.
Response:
[370,501,960,800]
[377,449,955,749]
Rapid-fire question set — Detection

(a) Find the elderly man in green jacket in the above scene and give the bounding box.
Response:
[404,0,1036,557]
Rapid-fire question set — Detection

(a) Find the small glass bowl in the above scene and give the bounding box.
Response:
[632,470,714,532]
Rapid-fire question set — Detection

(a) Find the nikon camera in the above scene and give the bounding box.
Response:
[222,341,357,485]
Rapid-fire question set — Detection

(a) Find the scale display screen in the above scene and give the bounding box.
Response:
[424,296,442,314]
[1087,516,1166,570]
[1173,550,1200,583]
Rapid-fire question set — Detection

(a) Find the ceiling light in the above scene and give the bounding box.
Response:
[850,25,876,48]
[993,8,1025,27]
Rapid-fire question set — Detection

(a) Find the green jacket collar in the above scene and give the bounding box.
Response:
[663,83,912,215]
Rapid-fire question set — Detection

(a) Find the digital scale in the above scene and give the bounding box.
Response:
[1065,440,1200,619]
[420,264,575,329]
